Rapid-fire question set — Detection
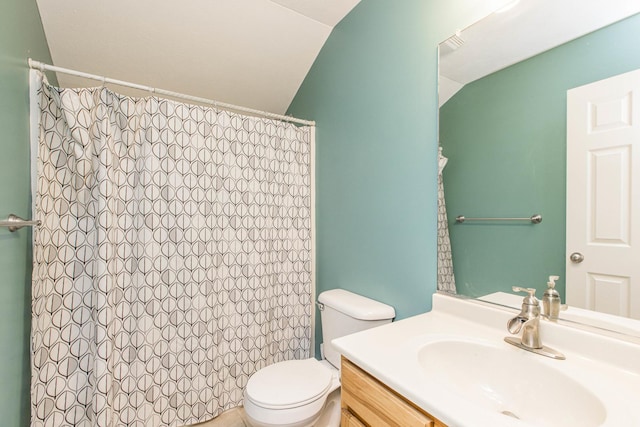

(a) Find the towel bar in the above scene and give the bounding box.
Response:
[455,214,542,224]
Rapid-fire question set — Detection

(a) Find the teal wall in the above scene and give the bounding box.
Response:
[1,0,507,415]
[440,13,640,299]
[0,1,53,425]
[287,0,508,355]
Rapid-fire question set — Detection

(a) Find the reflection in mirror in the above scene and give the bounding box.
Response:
[437,1,640,336]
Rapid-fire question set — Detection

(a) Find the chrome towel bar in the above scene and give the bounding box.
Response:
[0,214,41,232]
[456,214,542,224]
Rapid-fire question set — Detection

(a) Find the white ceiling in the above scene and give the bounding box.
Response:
[36,0,361,115]
[439,0,640,106]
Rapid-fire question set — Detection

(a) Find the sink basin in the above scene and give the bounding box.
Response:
[417,339,607,427]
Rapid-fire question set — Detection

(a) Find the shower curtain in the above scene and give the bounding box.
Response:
[30,71,312,427]
[437,148,456,293]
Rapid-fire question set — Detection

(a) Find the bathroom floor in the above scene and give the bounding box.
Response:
[187,407,249,427]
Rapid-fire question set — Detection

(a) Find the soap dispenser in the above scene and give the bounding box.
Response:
[542,275,561,321]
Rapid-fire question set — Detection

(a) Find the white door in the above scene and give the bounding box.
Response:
[566,68,640,320]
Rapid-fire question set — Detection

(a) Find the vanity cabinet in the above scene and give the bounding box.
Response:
[340,357,447,427]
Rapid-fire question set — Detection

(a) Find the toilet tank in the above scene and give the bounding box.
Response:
[318,289,395,368]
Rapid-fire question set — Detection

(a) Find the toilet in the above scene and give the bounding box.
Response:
[243,289,395,427]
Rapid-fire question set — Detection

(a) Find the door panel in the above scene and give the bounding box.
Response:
[566,68,640,319]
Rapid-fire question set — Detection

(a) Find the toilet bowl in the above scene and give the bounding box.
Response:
[243,289,395,427]
[244,359,340,427]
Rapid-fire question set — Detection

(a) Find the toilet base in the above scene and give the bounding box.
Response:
[244,388,341,427]
[244,411,320,427]
[311,388,341,427]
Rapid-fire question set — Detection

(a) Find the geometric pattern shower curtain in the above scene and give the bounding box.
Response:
[30,72,312,427]
[437,147,456,293]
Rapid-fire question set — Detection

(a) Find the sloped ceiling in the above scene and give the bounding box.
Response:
[36,0,361,115]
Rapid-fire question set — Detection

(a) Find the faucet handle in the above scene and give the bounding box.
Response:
[512,286,539,307]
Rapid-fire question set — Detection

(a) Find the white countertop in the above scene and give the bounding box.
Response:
[332,293,640,427]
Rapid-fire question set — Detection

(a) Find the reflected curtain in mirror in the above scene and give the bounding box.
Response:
[437,147,456,293]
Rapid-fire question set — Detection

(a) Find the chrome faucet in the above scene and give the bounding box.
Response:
[507,287,542,348]
[505,286,565,360]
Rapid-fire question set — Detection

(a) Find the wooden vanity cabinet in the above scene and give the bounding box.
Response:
[340,357,447,427]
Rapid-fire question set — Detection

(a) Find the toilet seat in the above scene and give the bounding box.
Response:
[245,359,333,409]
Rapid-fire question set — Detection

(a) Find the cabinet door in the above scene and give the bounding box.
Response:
[341,357,438,427]
[341,409,367,427]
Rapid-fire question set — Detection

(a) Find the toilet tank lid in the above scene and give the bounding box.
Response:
[318,289,395,320]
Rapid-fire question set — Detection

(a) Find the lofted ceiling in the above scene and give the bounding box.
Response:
[36,0,361,115]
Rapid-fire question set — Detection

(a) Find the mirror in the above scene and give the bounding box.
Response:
[437,0,640,337]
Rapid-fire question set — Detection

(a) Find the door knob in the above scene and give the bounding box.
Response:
[569,252,584,263]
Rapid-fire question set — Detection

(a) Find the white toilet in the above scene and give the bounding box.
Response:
[243,289,395,427]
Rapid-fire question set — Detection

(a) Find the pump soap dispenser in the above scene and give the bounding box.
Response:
[542,275,561,321]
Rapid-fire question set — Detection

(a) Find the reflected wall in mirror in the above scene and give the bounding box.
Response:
[438,1,640,333]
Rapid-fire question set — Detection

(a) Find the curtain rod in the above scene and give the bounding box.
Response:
[28,59,315,126]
